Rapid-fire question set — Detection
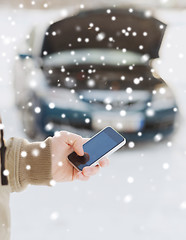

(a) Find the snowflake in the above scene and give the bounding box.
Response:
[128,141,135,148]
[32,149,40,157]
[50,211,59,220]
[138,132,142,137]
[162,163,170,170]
[167,141,172,147]
[128,96,133,101]
[85,118,90,124]
[71,89,75,94]
[111,16,116,21]
[154,133,163,142]
[108,37,114,42]
[50,180,56,187]
[3,170,9,176]
[116,122,123,130]
[121,75,125,80]
[61,113,66,118]
[26,165,31,170]
[127,176,134,184]
[141,54,150,62]
[29,80,37,88]
[81,56,86,61]
[34,107,41,114]
[105,104,112,111]
[40,142,46,149]
[49,102,55,109]
[43,3,48,8]
[87,79,95,87]
[61,67,65,72]
[132,32,137,36]
[178,53,184,59]
[133,78,140,84]
[123,194,133,203]
[96,32,106,41]
[144,10,152,18]
[159,87,166,94]
[120,110,126,117]
[19,4,24,9]
[54,131,60,137]
[58,161,63,167]
[80,4,84,9]
[21,151,27,157]
[126,87,133,94]
[146,108,155,117]
[180,202,186,210]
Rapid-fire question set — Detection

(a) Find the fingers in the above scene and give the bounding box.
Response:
[64,133,84,156]
[75,172,90,181]
[82,165,100,177]
[99,157,109,167]
[74,159,109,181]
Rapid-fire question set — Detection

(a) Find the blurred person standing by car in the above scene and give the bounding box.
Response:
[0,116,108,239]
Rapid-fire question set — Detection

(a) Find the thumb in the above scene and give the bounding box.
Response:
[73,139,84,156]
[66,134,84,156]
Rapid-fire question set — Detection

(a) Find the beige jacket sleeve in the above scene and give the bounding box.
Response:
[0,186,11,240]
[0,136,52,239]
[5,137,52,192]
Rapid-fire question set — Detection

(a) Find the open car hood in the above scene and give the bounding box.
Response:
[41,8,166,59]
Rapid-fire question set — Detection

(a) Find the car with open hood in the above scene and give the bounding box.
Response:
[14,8,178,141]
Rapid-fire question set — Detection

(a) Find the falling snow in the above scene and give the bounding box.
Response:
[0,5,186,240]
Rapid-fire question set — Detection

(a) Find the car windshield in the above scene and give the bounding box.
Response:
[42,49,149,67]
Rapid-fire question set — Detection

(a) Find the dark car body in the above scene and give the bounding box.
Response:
[14,8,178,141]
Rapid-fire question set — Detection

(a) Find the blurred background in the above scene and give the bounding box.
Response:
[2,0,186,8]
[0,1,186,240]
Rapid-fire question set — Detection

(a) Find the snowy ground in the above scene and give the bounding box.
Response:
[1,7,186,240]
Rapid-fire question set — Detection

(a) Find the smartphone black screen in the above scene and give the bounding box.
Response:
[68,127,124,171]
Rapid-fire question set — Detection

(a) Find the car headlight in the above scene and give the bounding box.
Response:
[27,69,88,110]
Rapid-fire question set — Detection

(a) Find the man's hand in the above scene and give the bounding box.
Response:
[51,131,109,182]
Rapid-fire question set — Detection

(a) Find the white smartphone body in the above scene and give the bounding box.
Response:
[68,126,126,171]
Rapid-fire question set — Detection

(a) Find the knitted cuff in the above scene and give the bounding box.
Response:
[5,137,52,192]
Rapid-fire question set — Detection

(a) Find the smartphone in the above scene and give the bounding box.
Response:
[68,126,126,171]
